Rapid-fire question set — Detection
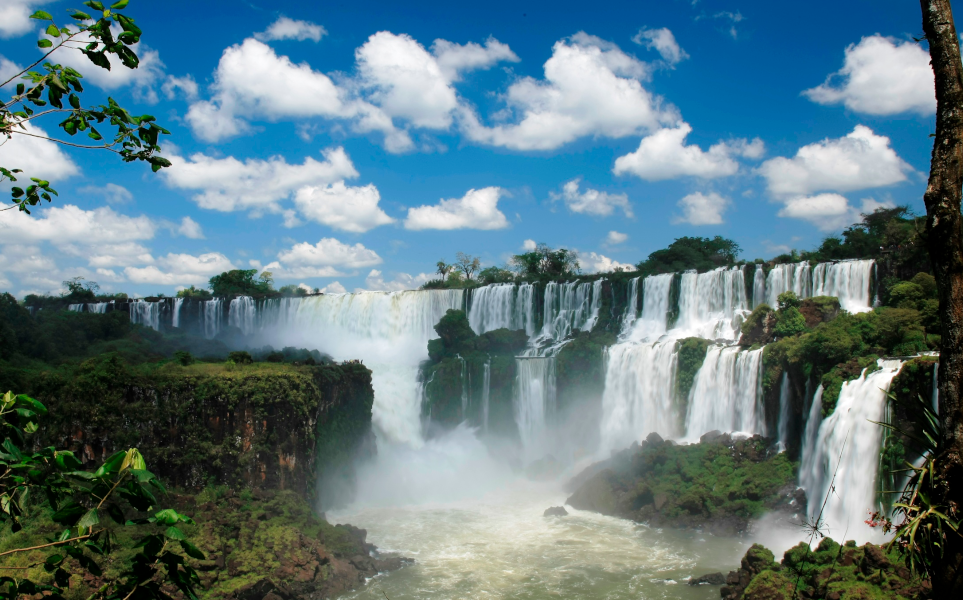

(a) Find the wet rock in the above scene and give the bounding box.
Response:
[688,572,726,585]
[543,506,568,517]
[860,543,892,574]
[700,430,732,445]
[643,432,664,446]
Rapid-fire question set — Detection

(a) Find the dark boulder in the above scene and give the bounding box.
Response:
[543,506,568,517]
[688,572,726,586]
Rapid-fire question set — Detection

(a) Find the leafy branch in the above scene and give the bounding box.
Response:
[0,1,171,214]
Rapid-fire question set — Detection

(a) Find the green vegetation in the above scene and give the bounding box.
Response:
[675,337,710,409]
[773,292,808,338]
[177,285,214,300]
[511,244,581,279]
[635,236,740,277]
[208,270,275,297]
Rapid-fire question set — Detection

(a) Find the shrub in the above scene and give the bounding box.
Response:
[228,351,253,364]
[174,350,195,366]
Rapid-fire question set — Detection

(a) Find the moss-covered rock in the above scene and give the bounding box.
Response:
[740,304,776,347]
[676,337,711,412]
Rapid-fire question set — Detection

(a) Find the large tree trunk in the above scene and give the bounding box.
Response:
[920,0,963,594]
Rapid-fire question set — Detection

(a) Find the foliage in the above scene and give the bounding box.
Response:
[173,351,194,366]
[477,266,515,285]
[208,270,274,298]
[227,351,253,365]
[510,244,580,279]
[0,391,202,600]
[276,285,309,298]
[1,2,171,213]
[175,287,212,301]
[675,337,710,407]
[454,252,481,280]
[635,236,740,277]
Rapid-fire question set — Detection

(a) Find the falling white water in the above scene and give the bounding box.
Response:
[801,359,903,544]
[130,300,162,331]
[202,299,223,339]
[622,273,673,341]
[172,298,184,327]
[541,280,603,340]
[765,262,812,307]
[684,346,765,440]
[514,357,556,459]
[621,277,640,333]
[256,297,302,333]
[68,304,83,312]
[600,340,679,451]
[467,283,536,336]
[88,302,109,314]
[776,372,791,452]
[812,259,875,313]
[481,358,491,432]
[228,296,256,335]
[674,267,749,340]
[459,356,470,418]
[752,264,767,308]
[799,385,824,497]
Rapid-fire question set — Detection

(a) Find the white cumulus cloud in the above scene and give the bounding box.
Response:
[294,181,394,233]
[613,122,762,180]
[672,192,730,225]
[757,125,912,196]
[606,231,628,245]
[521,239,537,251]
[632,27,688,66]
[777,194,893,231]
[176,216,204,239]
[804,35,934,115]
[271,238,383,279]
[551,178,633,217]
[579,252,635,274]
[78,183,133,205]
[404,187,509,230]
[361,269,433,291]
[431,36,520,81]
[125,253,235,285]
[255,17,327,42]
[0,122,79,181]
[0,204,154,245]
[320,281,346,293]
[0,1,50,38]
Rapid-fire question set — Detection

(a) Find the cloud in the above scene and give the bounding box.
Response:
[672,191,730,225]
[461,32,675,150]
[521,239,537,251]
[551,178,633,217]
[361,269,433,291]
[431,36,520,81]
[632,27,688,66]
[75,242,155,268]
[777,194,894,231]
[757,125,912,196]
[1,55,22,81]
[0,1,49,38]
[294,181,394,232]
[714,11,744,39]
[579,251,635,274]
[613,122,762,180]
[404,186,509,230]
[176,216,204,239]
[803,35,934,115]
[162,75,199,101]
[606,231,628,245]
[320,281,346,293]
[125,252,235,285]
[272,238,383,278]
[255,17,327,42]
[0,204,154,245]
[78,183,133,205]
[163,147,359,214]
[0,122,80,181]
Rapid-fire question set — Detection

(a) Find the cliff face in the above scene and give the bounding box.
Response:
[7,356,374,500]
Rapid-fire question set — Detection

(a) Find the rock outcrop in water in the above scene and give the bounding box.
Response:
[566,432,803,536]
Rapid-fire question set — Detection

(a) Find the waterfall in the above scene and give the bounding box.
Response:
[88,302,109,314]
[799,385,824,496]
[541,280,603,340]
[800,359,903,543]
[752,264,766,308]
[514,357,556,459]
[621,277,640,333]
[599,340,679,451]
[675,267,749,340]
[202,299,224,339]
[228,296,256,335]
[172,298,184,327]
[459,356,470,418]
[130,300,162,331]
[467,283,536,336]
[684,346,765,439]
[257,297,302,332]
[812,259,875,313]
[481,358,491,432]
[765,262,812,307]
[621,273,673,342]
[776,372,792,452]
[68,304,83,312]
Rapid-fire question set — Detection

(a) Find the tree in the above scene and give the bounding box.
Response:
[175,285,212,300]
[436,261,455,279]
[917,1,963,592]
[455,252,481,280]
[1,1,170,214]
[635,236,740,277]
[510,244,580,279]
[208,270,274,297]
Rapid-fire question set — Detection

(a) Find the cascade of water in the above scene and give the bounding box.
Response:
[765,262,812,307]
[459,356,470,418]
[675,267,749,340]
[801,359,904,543]
[172,298,184,327]
[599,340,679,451]
[202,299,223,339]
[799,385,824,497]
[514,357,556,459]
[482,358,491,432]
[257,297,303,333]
[88,302,109,314]
[622,273,673,342]
[932,362,940,413]
[752,264,766,308]
[228,296,256,335]
[621,277,640,334]
[68,304,84,312]
[467,283,536,336]
[777,372,792,452]
[129,301,162,331]
[684,346,765,439]
[812,259,875,313]
[541,280,602,340]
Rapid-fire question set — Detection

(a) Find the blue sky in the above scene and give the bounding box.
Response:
[0,0,938,296]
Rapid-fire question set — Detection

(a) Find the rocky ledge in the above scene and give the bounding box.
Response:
[565,431,804,536]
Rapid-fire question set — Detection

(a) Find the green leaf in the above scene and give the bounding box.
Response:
[84,1,106,10]
[69,94,81,109]
[179,540,205,560]
[70,10,93,20]
[77,508,100,529]
[51,502,86,526]
[37,39,53,49]
[111,0,130,8]
[88,127,103,141]
[30,10,53,20]
[45,24,60,37]
[104,503,125,525]
[153,508,181,525]
[164,526,186,540]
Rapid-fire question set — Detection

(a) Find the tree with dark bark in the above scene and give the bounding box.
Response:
[919,0,963,593]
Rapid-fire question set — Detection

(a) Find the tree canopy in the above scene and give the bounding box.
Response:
[208,270,274,297]
[511,244,580,279]
[635,236,740,277]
